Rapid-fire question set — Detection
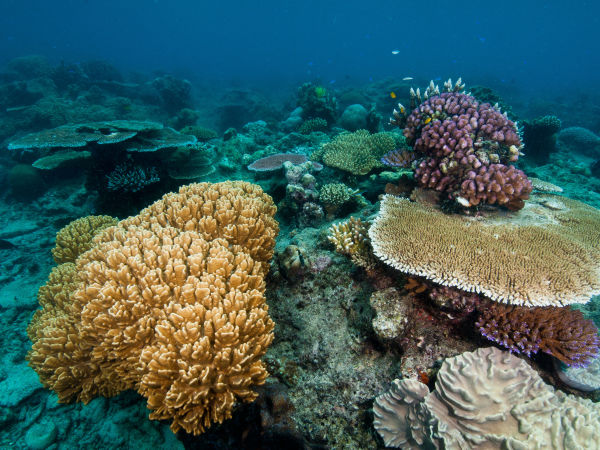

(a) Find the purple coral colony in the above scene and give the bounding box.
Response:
[385,80,532,209]
[5,62,600,449]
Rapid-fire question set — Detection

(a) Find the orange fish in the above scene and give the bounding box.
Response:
[423,117,432,124]
[390,91,396,99]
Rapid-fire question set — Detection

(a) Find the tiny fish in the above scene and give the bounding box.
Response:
[402,77,413,81]
[391,50,400,55]
[423,117,432,124]
[390,91,396,99]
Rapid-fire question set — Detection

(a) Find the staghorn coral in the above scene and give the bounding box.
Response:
[374,347,600,449]
[327,217,375,269]
[369,194,600,307]
[313,130,396,175]
[476,302,600,366]
[51,215,118,264]
[28,181,279,435]
[398,91,531,209]
[298,117,328,134]
[106,162,160,192]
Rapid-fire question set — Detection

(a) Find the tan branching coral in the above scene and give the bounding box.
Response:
[328,217,375,269]
[374,347,600,449]
[51,215,118,263]
[28,181,278,435]
[369,194,600,306]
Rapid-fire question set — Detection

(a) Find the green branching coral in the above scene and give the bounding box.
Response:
[312,130,396,176]
[298,118,328,134]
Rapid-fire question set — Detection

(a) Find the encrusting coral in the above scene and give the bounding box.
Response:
[373,347,600,449]
[27,181,279,435]
[51,215,118,263]
[369,194,600,307]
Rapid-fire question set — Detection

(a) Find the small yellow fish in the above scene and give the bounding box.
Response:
[402,76,413,81]
[390,91,396,99]
[423,117,432,124]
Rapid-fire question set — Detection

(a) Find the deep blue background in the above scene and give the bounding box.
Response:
[0,0,598,93]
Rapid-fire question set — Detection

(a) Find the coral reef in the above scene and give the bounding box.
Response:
[51,215,118,263]
[297,83,337,124]
[397,91,531,209]
[374,347,600,449]
[27,181,279,435]
[313,130,396,176]
[476,302,600,366]
[369,194,600,306]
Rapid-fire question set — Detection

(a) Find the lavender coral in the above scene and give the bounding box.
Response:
[396,91,532,209]
[476,302,600,367]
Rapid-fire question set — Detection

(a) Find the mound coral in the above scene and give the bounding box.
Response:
[522,115,561,164]
[51,215,118,263]
[557,126,600,156]
[476,302,600,366]
[393,91,531,209]
[369,194,600,307]
[313,130,396,175]
[27,181,279,435]
[373,347,600,449]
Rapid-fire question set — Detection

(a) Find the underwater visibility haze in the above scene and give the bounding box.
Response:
[1,1,600,448]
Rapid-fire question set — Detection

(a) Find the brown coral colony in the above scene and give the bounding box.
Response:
[27,181,278,435]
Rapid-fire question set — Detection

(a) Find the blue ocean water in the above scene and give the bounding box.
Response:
[1,0,599,93]
[1,1,600,449]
